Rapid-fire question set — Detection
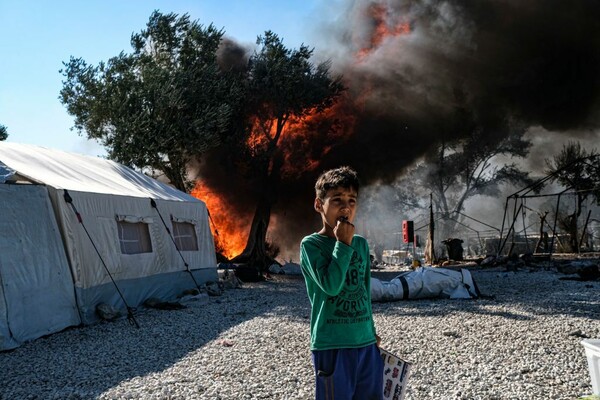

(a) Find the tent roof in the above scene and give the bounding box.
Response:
[0,142,198,201]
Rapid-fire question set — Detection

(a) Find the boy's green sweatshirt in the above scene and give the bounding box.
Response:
[300,233,376,351]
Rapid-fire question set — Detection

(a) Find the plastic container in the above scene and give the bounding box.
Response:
[581,339,600,395]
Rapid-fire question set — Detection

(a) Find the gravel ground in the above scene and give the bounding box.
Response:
[1,267,599,400]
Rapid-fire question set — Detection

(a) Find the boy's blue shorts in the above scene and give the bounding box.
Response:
[311,343,383,400]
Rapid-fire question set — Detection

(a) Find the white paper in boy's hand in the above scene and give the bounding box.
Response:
[380,347,412,400]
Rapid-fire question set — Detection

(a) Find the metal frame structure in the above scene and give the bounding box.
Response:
[497,154,600,257]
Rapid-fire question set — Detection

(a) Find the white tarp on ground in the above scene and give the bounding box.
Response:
[371,266,479,302]
[0,142,218,348]
[0,184,80,350]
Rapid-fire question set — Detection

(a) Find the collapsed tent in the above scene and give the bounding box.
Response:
[0,142,218,350]
[371,266,480,302]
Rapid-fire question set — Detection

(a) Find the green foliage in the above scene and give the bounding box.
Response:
[241,31,344,170]
[249,31,342,122]
[0,124,7,141]
[60,11,243,191]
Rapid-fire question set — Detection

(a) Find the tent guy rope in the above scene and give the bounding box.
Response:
[63,189,140,328]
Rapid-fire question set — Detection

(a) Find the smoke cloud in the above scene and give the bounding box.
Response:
[206,0,600,259]
[318,0,600,174]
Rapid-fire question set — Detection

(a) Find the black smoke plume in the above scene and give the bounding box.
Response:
[206,0,600,258]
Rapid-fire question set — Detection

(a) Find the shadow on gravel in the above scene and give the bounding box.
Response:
[1,271,597,398]
[0,280,297,399]
[373,299,536,321]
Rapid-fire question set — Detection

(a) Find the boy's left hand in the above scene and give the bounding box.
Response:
[376,334,381,348]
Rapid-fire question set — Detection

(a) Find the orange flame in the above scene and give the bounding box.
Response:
[243,110,341,178]
[356,4,411,61]
[278,101,359,178]
[195,101,358,258]
[194,110,335,258]
[190,182,250,259]
[246,118,274,154]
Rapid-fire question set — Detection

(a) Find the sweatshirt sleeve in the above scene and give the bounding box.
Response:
[300,237,354,297]
[364,240,377,337]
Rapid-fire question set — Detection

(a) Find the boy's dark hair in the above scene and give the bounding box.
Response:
[315,166,359,200]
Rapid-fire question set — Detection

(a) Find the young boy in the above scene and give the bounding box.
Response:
[300,166,383,400]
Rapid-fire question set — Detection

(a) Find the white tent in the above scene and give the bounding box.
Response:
[0,143,217,350]
[0,184,79,350]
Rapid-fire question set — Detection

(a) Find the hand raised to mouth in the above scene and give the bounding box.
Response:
[335,216,355,245]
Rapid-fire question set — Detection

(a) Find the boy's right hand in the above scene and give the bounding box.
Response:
[334,217,355,246]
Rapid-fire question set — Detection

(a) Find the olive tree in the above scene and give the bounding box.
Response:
[60,11,241,191]
[230,31,344,273]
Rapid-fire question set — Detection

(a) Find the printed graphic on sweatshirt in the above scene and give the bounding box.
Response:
[326,251,371,324]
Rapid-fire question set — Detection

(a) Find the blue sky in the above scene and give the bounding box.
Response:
[0,1,321,156]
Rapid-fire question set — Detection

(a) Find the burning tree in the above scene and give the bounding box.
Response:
[227,31,344,273]
[59,11,242,191]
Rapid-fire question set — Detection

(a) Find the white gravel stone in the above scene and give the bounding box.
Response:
[1,268,599,399]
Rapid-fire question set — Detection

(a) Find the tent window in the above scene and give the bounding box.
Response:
[172,221,198,251]
[117,221,153,254]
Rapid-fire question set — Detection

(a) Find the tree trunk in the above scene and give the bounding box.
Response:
[231,152,283,274]
[232,197,272,268]
[162,159,188,192]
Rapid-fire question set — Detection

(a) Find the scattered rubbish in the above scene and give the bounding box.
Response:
[442,331,461,338]
[96,303,121,321]
[179,292,209,304]
[144,298,186,310]
[219,269,243,289]
[570,330,591,339]
[205,281,224,296]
